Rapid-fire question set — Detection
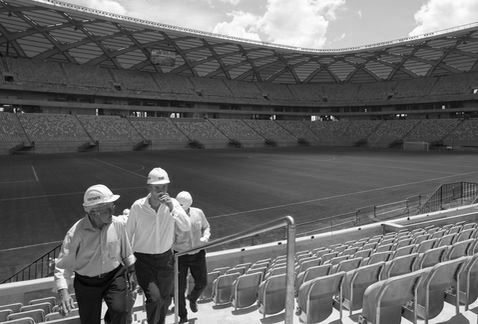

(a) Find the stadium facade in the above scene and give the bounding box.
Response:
[0,0,477,121]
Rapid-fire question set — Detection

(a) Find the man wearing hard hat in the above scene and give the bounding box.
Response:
[55,184,136,324]
[126,167,191,324]
[174,191,211,323]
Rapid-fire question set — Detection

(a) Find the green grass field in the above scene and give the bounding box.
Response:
[1,146,478,280]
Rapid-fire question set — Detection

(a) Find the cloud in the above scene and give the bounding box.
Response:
[213,11,262,41]
[219,0,241,5]
[213,0,346,48]
[410,0,478,36]
[64,0,127,15]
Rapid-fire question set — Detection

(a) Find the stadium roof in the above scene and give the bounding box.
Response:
[1,0,478,84]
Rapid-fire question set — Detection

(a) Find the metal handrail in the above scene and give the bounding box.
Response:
[173,216,296,324]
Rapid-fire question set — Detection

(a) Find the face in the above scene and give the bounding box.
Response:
[148,184,168,198]
[87,203,115,228]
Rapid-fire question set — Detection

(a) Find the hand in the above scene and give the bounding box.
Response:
[126,270,137,292]
[58,289,75,316]
[158,193,173,211]
[199,236,209,243]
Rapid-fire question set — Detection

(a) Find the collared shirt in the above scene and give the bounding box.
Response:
[54,215,135,290]
[126,194,191,254]
[174,207,210,254]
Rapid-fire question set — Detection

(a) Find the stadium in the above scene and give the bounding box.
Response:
[1,0,478,323]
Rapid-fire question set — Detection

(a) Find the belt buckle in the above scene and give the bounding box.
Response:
[98,272,105,279]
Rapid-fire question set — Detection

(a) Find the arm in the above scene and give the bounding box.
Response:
[118,221,137,291]
[170,198,191,231]
[200,209,211,243]
[125,204,137,246]
[54,231,77,315]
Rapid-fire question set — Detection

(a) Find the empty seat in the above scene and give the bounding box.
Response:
[44,308,79,321]
[29,296,56,308]
[1,318,35,324]
[334,257,363,274]
[462,253,478,309]
[413,234,429,245]
[445,239,474,260]
[393,244,416,258]
[265,266,286,280]
[321,252,339,263]
[212,273,241,305]
[342,262,385,315]
[342,247,358,256]
[225,266,246,275]
[382,253,419,279]
[0,309,13,322]
[7,309,45,323]
[258,274,286,317]
[296,258,321,274]
[437,233,456,247]
[366,251,392,265]
[231,272,263,310]
[20,302,51,314]
[199,271,221,300]
[414,246,447,270]
[246,266,267,278]
[297,272,345,323]
[405,256,469,322]
[295,264,332,296]
[354,248,373,259]
[455,229,474,242]
[430,230,446,239]
[361,269,428,324]
[394,238,413,250]
[0,303,22,313]
[375,243,394,253]
[326,255,349,266]
[212,266,230,275]
[416,238,437,253]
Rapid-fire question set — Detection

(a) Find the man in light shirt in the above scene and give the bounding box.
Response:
[126,167,191,324]
[174,191,211,323]
[55,184,136,324]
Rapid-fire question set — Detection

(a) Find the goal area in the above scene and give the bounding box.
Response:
[403,141,429,151]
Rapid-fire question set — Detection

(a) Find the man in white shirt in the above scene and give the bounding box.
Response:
[126,167,191,324]
[55,184,136,324]
[174,191,211,323]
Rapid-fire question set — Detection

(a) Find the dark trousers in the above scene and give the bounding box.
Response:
[177,249,208,319]
[74,265,128,324]
[135,251,174,324]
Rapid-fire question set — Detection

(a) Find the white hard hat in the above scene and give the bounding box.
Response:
[176,191,193,210]
[147,167,170,185]
[83,184,120,207]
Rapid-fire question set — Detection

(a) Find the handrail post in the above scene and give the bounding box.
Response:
[174,254,179,324]
[172,216,295,324]
[284,216,295,324]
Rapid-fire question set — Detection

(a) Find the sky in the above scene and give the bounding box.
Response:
[59,0,478,50]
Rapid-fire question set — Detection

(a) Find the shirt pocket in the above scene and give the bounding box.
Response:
[107,241,120,260]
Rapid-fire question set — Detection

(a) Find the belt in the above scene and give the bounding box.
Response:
[76,265,121,279]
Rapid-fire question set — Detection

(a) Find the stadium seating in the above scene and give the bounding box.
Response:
[128,117,189,150]
[243,120,297,146]
[76,115,143,151]
[208,118,264,147]
[367,119,420,148]
[309,121,354,146]
[403,118,460,144]
[0,112,30,154]
[18,113,91,153]
[443,118,478,147]
[171,118,229,148]
[297,271,345,323]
